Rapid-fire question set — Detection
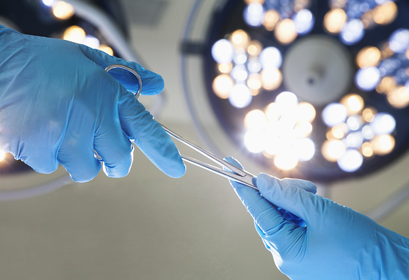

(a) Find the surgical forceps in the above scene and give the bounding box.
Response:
[105,64,258,190]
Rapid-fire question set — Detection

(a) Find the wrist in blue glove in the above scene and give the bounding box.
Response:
[0,26,185,182]
[225,157,409,280]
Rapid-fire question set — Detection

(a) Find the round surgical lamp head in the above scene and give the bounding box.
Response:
[181,0,409,183]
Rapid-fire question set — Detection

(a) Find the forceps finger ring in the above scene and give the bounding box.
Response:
[105,64,143,99]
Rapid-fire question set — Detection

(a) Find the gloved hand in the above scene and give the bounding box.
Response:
[225,157,409,280]
[0,26,185,182]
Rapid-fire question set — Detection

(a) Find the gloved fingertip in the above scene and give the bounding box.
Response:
[141,72,165,96]
[165,156,186,178]
[223,157,243,169]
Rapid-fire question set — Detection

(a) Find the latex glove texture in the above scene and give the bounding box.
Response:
[225,157,409,280]
[0,26,185,182]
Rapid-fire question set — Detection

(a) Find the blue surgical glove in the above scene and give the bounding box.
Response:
[0,26,185,182]
[225,157,409,280]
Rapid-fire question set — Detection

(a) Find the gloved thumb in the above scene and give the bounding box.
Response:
[256,173,320,225]
[78,44,164,96]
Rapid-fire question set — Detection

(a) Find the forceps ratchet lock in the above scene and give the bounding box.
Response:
[105,64,258,191]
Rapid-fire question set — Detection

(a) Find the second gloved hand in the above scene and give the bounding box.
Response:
[225,157,409,280]
[0,26,185,182]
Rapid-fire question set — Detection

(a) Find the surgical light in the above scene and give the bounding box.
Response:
[259,47,282,69]
[229,83,252,108]
[337,149,363,172]
[294,138,315,161]
[370,113,396,135]
[0,151,5,162]
[52,1,75,20]
[63,25,86,44]
[361,142,374,157]
[263,10,280,31]
[212,74,234,99]
[373,1,397,25]
[275,91,298,111]
[355,67,380,91]
[356,47,381,68]
[244,129,266,153]
[322,139,346,162]
[294,121,313,138]
[324,8,347,33]
[296,102,316,123]
[260,69,282,90]
[293,9,315,35]
[265,103,281,120]
[218,63,233,73]
[274,149,299,170]
[42,0,54,7]
[98,44,114,56]
[275,19,298,45]
[243,3,264,27]
[247,41,262,56]
[371,135,395,155]
[387,86,409,108]
[244,109,267,130]
[340,19,364,45]
[322,103,347,127]
[211,39,234,63]
[340,94,364,116]
[389,29,409,53]
[231,30,250,49]
[247,73,262,91]
[82,35,100,49]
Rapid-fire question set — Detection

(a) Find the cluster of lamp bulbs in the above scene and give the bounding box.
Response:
[42,0,114,56]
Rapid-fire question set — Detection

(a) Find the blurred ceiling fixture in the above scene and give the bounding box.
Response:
[181,0,409,182]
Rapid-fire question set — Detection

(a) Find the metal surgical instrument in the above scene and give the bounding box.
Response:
[105,64,258,190]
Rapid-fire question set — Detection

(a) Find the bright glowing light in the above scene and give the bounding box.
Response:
[337,149,363,172]
[275,19,298,45]
[389,29,409,53]
[373,1,397,25]
[265,103,281,120]
[212,39,234,63]
[322,103,347,127]
[234,49,248,65]
[370,113,396,135]
[275,91,298,111]
[218,63,233,73]
[293,9,315,35]
[231,65,248,82]
[340,94,364,116]
[296,102,316,123]
[259,47,282,69]
[63,26,86,44]
[265,119,283,138]
[52,1,74,20]
[387,86,409,108]
[244,129,266,153]
[294,138,315,161]
[274,149,299,170]
[247,40,262,56]
[212,74,234,99]
[261,68,282,90]
[371,135,395,155]
[340,19,365,45]
[245,0,264,3]
[294,122,313,137]
[42,0,54,7]
[362,125,375,140]
[82,35,100,49]
[346,115,363,131]
[243,3,264,27]
[324,8,347,34]
[264,136,280,156]
[247,57,262,73]
[263,10,280,31]
[361,142,374,157]
[247,73,262,90]
[362,107,377,122]
[322,139,346,162]
[229,84,252,108]
[0,151,5,162]
[280,113,298,129]
[376,76,396,93]
[356,47,381,68]
[332,123,348,139]
[244,110,267,130]
[279,128,298,146]
[355,67,380,91]
[98,44,113,56]
[346,132,364,148]
[231,30,250,49]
